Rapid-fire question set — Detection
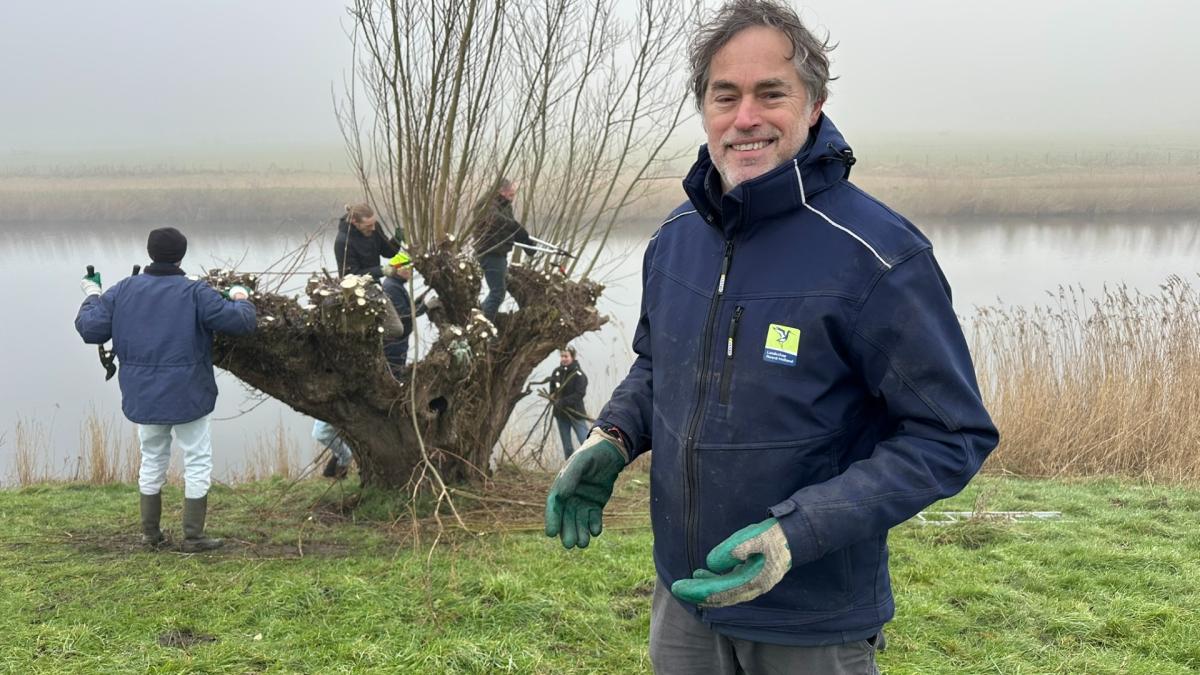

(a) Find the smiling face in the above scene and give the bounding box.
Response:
[702,26,823,193]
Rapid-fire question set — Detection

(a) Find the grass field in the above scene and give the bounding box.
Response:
[2,470,1197,673]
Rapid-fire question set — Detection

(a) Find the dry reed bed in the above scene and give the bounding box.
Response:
[3,165,1200,225]
[973,275,1200,482]
[619,165,1200,224]
[0,170,359,225]
[11,412,140,486]
[8,413,310,488]
[857,167,1200,218]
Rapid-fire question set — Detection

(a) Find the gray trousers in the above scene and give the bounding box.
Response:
[649,582,883,675]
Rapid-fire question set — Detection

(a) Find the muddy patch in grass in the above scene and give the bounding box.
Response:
[157,628,217,648]
[64,529,362,559]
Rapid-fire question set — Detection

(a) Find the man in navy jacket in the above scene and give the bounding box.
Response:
[544,2,998,671]
[75,227,257,552]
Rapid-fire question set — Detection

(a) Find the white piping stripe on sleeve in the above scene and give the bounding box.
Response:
[793,160,892,270]
[661,209,697,226]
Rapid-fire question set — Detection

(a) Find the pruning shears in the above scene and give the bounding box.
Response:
[514,236,575,274]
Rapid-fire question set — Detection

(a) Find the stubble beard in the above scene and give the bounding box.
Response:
[712,109,812,193]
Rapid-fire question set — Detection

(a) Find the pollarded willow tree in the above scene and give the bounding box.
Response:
[211,0,694,489]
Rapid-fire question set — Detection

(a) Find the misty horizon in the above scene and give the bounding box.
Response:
[3,1,1198,169]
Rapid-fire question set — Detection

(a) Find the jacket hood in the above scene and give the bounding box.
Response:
[683,113,856,236]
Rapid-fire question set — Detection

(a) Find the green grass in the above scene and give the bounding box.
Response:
[0,474,1197,673]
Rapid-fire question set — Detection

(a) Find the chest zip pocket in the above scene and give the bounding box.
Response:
[719,306,744,405]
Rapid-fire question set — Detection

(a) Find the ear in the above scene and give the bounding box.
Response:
[807,100,824,127]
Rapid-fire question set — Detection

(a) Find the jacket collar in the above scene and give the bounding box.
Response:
[144,262,186,276]
[682,113,856,238]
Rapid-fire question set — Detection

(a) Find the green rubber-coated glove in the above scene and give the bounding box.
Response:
[670,517,791,608]
[80,270,102,297]
[545,428,628,549]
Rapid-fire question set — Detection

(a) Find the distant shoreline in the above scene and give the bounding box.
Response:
[2,164,1198,226]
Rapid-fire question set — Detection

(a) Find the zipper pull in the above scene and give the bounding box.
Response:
[726,306,744,358]
[718,241,734,295]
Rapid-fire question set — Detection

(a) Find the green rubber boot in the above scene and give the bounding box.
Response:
[181,495,224,553]
[140,493,168,549]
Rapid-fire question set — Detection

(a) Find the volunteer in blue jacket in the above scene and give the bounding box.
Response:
[75,227,257,552]
[544,2,999,672]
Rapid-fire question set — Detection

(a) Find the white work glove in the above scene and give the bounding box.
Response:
[227,285,250,300]
[80,279,102,297]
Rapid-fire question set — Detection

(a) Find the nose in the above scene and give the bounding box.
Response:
[733,98,762,130]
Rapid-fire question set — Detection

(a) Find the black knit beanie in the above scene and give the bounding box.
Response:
[147,227,188,263]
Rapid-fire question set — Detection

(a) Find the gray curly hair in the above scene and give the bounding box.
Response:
[689,0,836,109]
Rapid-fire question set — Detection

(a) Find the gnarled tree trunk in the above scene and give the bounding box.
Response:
[209,239,604,487]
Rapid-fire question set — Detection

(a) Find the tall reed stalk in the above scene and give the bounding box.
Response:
[237,417,303,483]
[972,275,1200,482]
[72,408,138,484]
[13,418,51,485]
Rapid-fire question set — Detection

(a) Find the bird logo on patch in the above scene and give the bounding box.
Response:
[763,323,801,366]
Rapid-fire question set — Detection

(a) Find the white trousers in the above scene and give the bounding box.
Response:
[312,420,353,466]
[138,415,213,499]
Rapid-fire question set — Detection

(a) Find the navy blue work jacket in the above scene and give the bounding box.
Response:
[596,115,998,645]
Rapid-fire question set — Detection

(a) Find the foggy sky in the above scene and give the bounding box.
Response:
[3,1,1198,165]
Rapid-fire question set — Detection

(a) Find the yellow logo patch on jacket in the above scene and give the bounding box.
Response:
[763,323,801,366]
